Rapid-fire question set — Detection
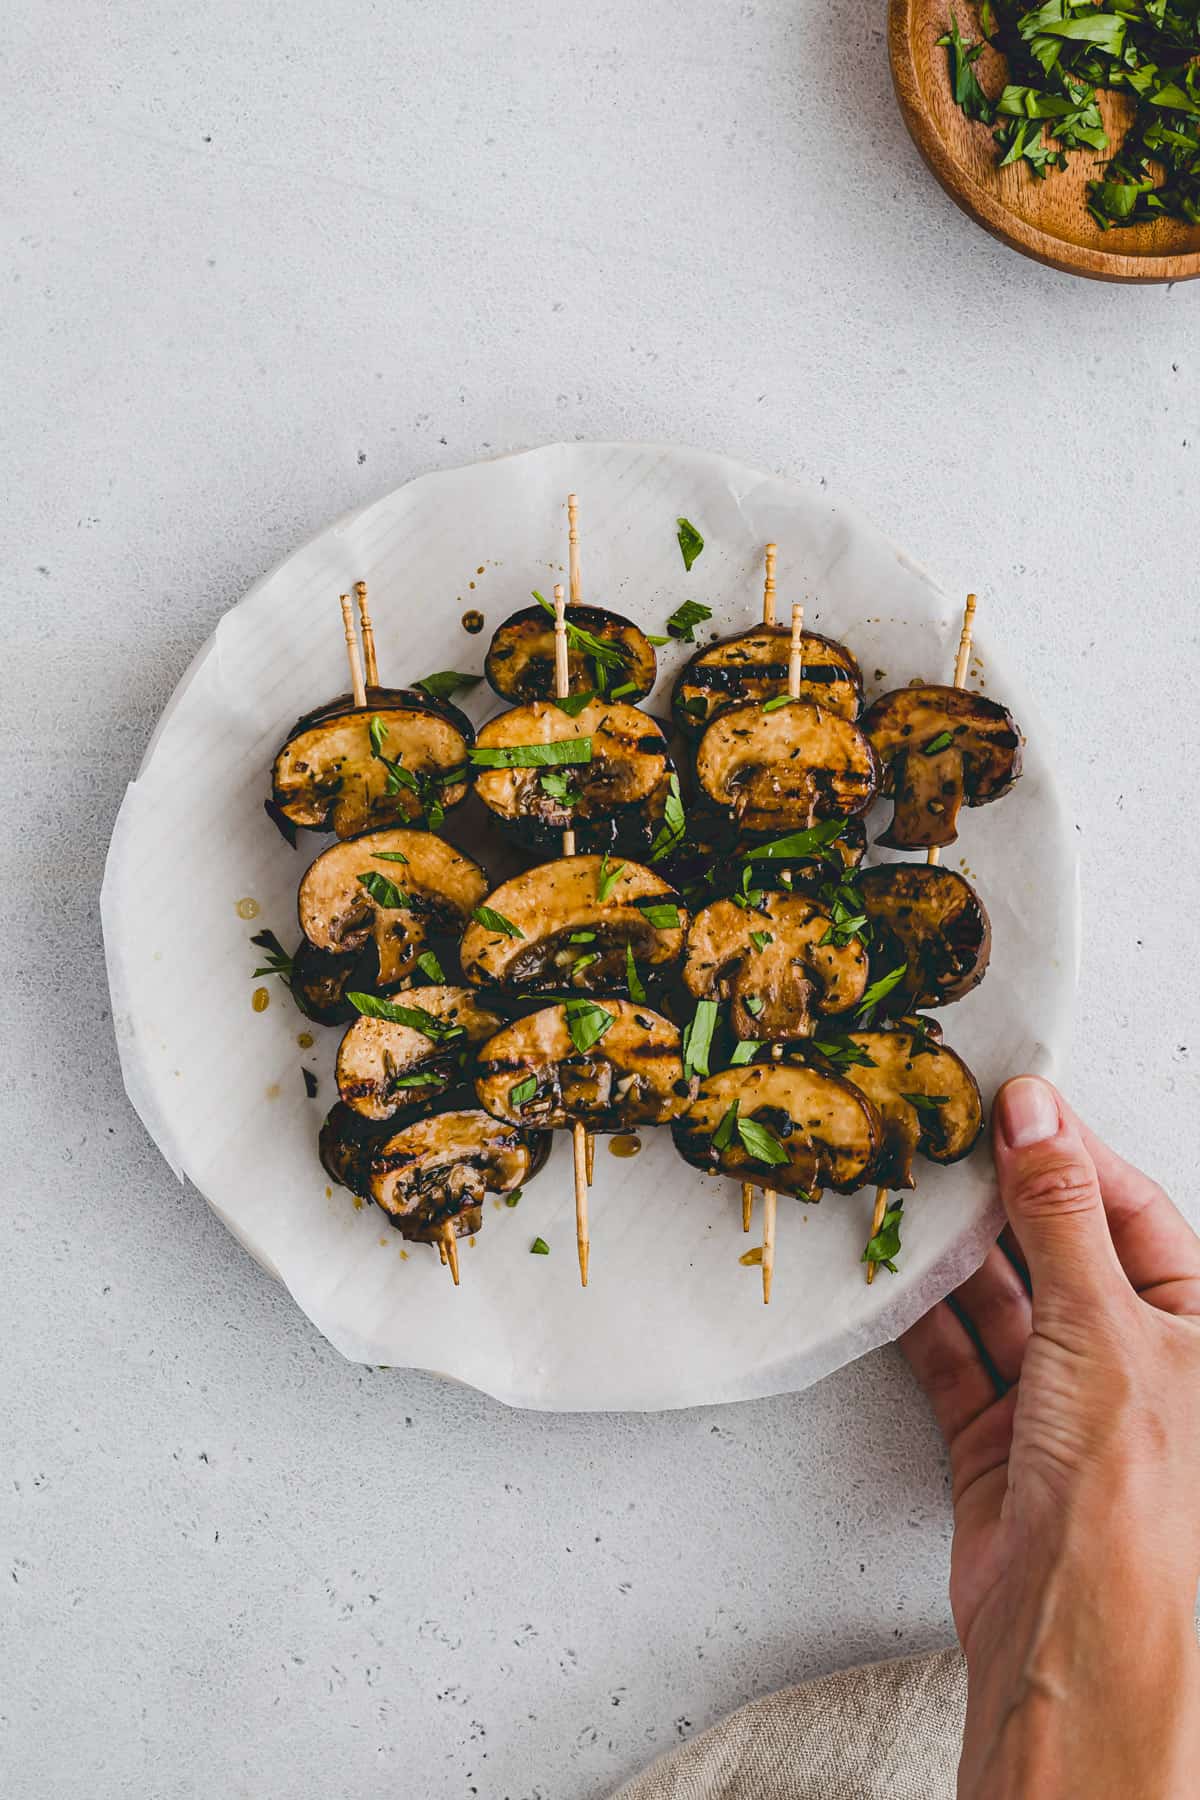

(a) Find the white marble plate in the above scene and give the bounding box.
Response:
[101,443,1077,1411]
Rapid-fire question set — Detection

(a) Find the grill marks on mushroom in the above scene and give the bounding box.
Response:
[823,1027,983,1189]
[673,627,863,734]
[272,687,473,838]
[863,684,1022,850]
[320,1102,547,1240]
[857,865,991,1010]
[459,855,686,993]
[298,830,488,990]
[472,698,674,855]
[695,700,878,835]
[485,603,656,704]
[673,1064,882,1198]
[335,986,504,1121]
[683,893,868,1040]
[475,1001,694,1132]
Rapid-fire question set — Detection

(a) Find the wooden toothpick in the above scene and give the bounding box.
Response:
[553,581,591,1287]
[741,544,781,1238]
[355,581,379,687]
[439,1221,461,1287]
[568,493,582,605]
[340,593,367,708]
[866,593,978,1283]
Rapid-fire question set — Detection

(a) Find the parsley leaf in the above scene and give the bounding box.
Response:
[676,517,705,572]
[509,1075,538,1108]
[900,1091,951,1113]
[415,671,482,702]
[728,1039,761,1065]
[610,681,638,700]
[743,995,765,1017]
[390,1071,442,1090]
[532,591,632,671]
[666,599,713,643]
[539,767,582,804]
[863,1201,904,1276]
[648,774,687,864]
[530,1236,550,1255]
[469,739,593,769]
[761,694,792,712]
[414,949,446,984]
[681,999,718,1080]
[368,715,389,756]
[740,820,845,861]
[737,1118,789,1166]
[596,854,626,903]
[812,1036,877,1070]
[712,1100,740,1152]
[357,870,410,910]
[250,928,293,985]
[625,941,647,1004]
[749,930,773,952]
[856,964,908,1023]
[554,690,597,718]
[504,1188,523,1208]
[938,11,995,123]
[346,993,463,1039]
[564,999,615,1054]
[371,849,410,864]
[635,898,683,930]
[923,729,956,755]
[472,904,525,939]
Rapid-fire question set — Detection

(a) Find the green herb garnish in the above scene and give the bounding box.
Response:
[414,949,446,984]
[539,767,582,804]
[530,1236,550,1255]
[472,904,525,939]
[666,598,713,642]
[532,591,632,672]
[749,930,773,952]
[863,1200,904,1275]
[712,1100,740,1151]
[676,517,705,572]
[761,694,793,713]
[469,739,592,769]
[937,11,994,124]
[564,999,615,1054]
[596,854,626,903]
[743,995,765,1017]
[923,729,955,755]
[681,999,718,1080]
[856,964,908,1023]
[610,680,638,700]
[509,1075,538,1108]
[357,870,410,910]
[812,1036,877,1070]
[553,690,597,718]
[739,820,845,861]
[504,1188,523,1208]
[625,941,647,1004]
[648,774,687,864]
[250,928,293,985]
[728,1040,761,1066]
[737,1118,788,1166]
[368,715,388,756]
[346,993,463,1039]
[390,1071,442,1090]
[372,849,410,864]
[901,1092,951,1113]
[415,671,482,702]
[635,898,683,930]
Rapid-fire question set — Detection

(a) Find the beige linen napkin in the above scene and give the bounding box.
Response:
[610,1647,966,1800]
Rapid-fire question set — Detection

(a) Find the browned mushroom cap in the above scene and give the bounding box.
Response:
[829,1026,983,1189]
[335,986,504,1122]
[471,698,674,855]
[673,626,862,734]
[475,1001,694,1131]
[695,700,878,834]
[857,865,991,1010]
[862,684,1022,850]
[298,830,488,989]
[291,939,364,1026]
[683,893,868,1040]
[319,1102,548,1240]
[272,687,473,839]
[485,602,657,704]
[672,1063,882,1198]
[459,855,686,993]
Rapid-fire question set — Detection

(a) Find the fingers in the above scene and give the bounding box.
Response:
[900,1300,998,1445]
[991,1078,1127,1311]
[952,1247,1033,1386]
[1066,1105,1200,1316]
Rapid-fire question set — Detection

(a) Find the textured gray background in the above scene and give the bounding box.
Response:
[4,3,1198,1796]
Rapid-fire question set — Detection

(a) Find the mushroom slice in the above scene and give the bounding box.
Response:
[298,830,488,989]
[336,986,505,1122]
[862,684,1022,850]
[672,1063,881,1198]
[320,1102,548,1241]
[695,700,877,835]
[459,855,686,993]
[272,686,473,838]
[673,626,862,734]
[829,1026,983,1189]
[472,698,674,855]
[485,602,657,704]
[475,1001,693,1131]
[683,893,868,1040]
[857,864,991,1010]
[291,938,365,1026]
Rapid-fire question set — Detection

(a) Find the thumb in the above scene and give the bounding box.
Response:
[993,1077,1126,1307]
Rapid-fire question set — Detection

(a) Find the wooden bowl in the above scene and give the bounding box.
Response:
[889,0,1200,283]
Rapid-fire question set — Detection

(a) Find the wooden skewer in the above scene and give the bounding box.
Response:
[437,1221,461,1287]
[760,598,806,1305]
[553,581,591,1288]
[564,497,598,1193]
[354,581,379,687]
[340,593,367,708]
[866,594,977,1284]
[741,544,780,1237]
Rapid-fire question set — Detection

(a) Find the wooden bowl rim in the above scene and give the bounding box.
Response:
[888,0,1200,284]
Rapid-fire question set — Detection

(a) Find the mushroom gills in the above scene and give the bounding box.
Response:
[857,864,991,1010]
[862,684,1022,851]
[683,892,868,1040]
[673,627,862,734]
[485,603,657,704]
[672,1063,882,1198]
[335,986,505,1121]
[475,1001,694,1131]
[695,700,877,835]
[272,687,474,838]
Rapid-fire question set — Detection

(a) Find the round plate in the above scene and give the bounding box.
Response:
[890,0,1200,284]
[102,442,1077,1412]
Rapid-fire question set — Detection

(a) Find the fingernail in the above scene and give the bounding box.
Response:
[997,1077,1060,1149]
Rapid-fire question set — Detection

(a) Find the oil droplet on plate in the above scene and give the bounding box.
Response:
[476,565,485,576]
[236,897,260,920]
[297,1032,314,1048]
[739,1246,764,1266]
[461,609,484,634]
[265,1083,280,1100]
[608,1133,642,1159]
[399,1248,409,1260]
[252,987,270,1013]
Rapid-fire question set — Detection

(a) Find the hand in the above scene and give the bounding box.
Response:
[901,1076,1200,1799]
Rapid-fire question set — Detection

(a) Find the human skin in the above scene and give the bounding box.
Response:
[900,1076,1200,1800]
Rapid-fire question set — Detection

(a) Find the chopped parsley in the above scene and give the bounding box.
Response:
[863,1200,904,1276]
[666,599,713,642]
[346,993,463,1040]
[634,898,683,930]
[901,1091,951,1113]
[504,1188,523,1208]
[530,1236,551,1256]
[739,820,845,861]
[371,849,410,864]
[469,739,593,769]
[415,671,482,702]
[509,1075,538,1108]
[812,1036,878,1070]
[532,591,632,672]
[728,1040,761,1066]
[648,774,687,864]
[923,729,955,755]
[681,999,718,1080]
[856,964,908,1024]
[357,870,410,910]
[625,942,647,1004]
[761,694,793,713]
[553,690,597,718]
[390,1071,442,1090]
[743,995,765,1018]
[676,517,705,572]
[564,999,615,1054]
[250,928,293,985]
[749,930,773,953]
[414,949,446,984]
[539,767,582,805]
[596,853,626,903]
[712,1100,740,1152]
[737,1118,789,1166]
[472,904,525,939]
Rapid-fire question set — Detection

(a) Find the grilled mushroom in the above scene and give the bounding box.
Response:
[298,830,488,989]
[320,1101,548,1241]
[672,1063,882,1198]
[471,698,674,855]
[272,687,473,839]
[335,987,505,1121]
[459,855,686,993]
[857,865,991,1010]
[695,700,877,835]
[485,602,656,704]
[291,939,364,1026]
[673,627,862,734]
[862,684,1022,850]
[475,1001,694,1131]
[683,893,869,1040]
[824,1025,983,1188]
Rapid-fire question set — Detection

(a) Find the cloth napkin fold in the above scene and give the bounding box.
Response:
[610,1647,966,1800]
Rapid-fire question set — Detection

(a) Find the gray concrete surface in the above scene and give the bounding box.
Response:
[4,2,1197,1795]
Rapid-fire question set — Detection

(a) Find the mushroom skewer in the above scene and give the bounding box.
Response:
[569,494,596,1187]
[554,579,594,1286]
[865,595,976,1283]
[742,543,776,1235]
